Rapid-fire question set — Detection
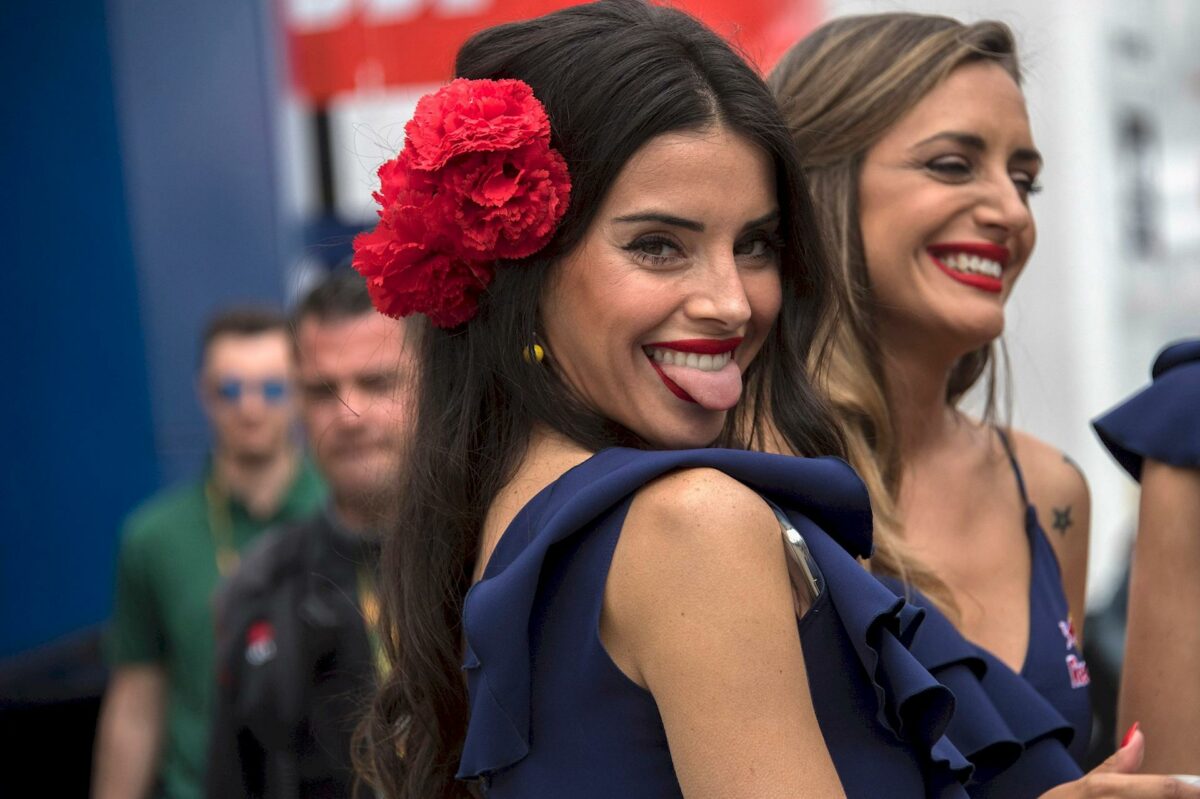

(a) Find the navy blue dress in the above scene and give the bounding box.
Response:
[1093,339,1200,481]
[455,448,1085,797]
[876,430,1092,796]
[994,429,1093,765]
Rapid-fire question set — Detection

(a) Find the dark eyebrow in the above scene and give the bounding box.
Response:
[612,209,780,233]
[612,212,704,232]
[741,210,780,232]
[914,130,1043,166]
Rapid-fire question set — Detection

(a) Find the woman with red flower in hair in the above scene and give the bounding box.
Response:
[354,2,998,797]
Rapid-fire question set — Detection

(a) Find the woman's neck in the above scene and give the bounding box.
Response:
[474,425,593,583]
[880,334,962,459]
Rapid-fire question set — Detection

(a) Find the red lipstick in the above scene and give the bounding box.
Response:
[644,337,743,354]
[926,242,1010,294]
[647,359,697,403]
[643,337,743,405]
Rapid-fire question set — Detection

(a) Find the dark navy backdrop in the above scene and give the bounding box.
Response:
[0,0,292,658]
[0,0,157,658]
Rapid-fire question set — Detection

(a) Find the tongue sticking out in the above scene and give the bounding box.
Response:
[657,358,743,411]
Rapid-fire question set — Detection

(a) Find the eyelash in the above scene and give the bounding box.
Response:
[739,231,785,263]
[622,231,783,267]
[623,234,681,266]
[925,157,1043,197]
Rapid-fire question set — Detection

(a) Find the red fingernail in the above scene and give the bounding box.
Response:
[1121,721,1140,748]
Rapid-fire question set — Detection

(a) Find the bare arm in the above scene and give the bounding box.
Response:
[92,664,167,799]
[602,468,845,799]
[1118,460,1200,773]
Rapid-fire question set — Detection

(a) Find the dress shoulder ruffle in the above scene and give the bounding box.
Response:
[877,574,1082,793]
[454,447,1025,793]
[1093,338,1200,481]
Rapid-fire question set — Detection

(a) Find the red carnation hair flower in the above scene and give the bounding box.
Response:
[445,144,571,261]
[353,79,570,328]
[405,78,552,171]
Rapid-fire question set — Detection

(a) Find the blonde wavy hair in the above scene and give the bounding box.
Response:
[768,13,1021,611]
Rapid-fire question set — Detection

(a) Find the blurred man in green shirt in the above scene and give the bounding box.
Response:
[92,307,326,799]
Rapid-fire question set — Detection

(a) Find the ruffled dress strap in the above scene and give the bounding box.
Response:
[1093,338,1200,481]
[455,447,982,796]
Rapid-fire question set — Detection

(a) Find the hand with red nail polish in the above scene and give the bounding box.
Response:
[1037,725,1200,797]
[1121,722,1141,750]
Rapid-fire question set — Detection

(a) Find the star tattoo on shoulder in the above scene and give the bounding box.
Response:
[1052,506,1073,535]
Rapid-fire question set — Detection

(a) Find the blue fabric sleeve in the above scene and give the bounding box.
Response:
[1093,339,1200,481]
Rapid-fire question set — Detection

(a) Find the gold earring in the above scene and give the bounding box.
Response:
[523,343,545,364]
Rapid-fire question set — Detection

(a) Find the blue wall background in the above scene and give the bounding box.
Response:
[107,0,296,488]
[0,0,292,658]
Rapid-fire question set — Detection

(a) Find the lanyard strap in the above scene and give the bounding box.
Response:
[205,480,240,577]
[356,565,390,678]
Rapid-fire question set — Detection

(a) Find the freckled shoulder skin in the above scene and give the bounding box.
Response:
[607,467,844,798]
[457,447,1053,797]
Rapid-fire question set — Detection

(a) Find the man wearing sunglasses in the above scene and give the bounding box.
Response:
[94,307,326,799]
[207,269,415,798]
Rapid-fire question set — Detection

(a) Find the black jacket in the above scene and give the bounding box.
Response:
[207,509,377,799]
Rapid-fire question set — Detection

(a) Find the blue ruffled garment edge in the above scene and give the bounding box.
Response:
[1092,338,1200,482]
[877,574,1078,786]
[453,447,1058,790]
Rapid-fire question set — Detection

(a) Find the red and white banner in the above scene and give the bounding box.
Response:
[281,0,822,103]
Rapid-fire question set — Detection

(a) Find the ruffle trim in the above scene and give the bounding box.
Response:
[457,447,976,789]
[1093,338,1200,481]
[798,515,971,792]
[457,448,874,780]
[879,576,1077,786]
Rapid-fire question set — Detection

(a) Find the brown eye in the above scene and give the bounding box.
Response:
[1011,171,1043,198]
[926,156,972,180]
[623,235,684,266]
[736,238,769,257]
[733,231,782,264]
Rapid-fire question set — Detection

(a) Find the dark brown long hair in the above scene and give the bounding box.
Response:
[357,2,848,795]
[768,14,1021,611]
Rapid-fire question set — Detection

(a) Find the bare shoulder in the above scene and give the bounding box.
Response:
[603,467,790,683]
[1006,429,1090,630]
[623,466,781,562]
[1006,428,1090,514]
[606,467,844,795]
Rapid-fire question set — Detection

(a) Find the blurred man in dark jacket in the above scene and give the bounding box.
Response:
[207,269,415,798]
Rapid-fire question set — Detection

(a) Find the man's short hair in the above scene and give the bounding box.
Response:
[292,268,374,329]
[199,306,289,366]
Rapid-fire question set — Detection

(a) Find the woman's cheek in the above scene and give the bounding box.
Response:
[752,270,784,327]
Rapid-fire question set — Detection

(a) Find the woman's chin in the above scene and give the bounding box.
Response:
[933,312,1006,358]
[959,322,1005,354]
[638,415,728,451]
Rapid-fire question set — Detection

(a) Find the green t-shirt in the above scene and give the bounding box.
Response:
[106,458,326,799]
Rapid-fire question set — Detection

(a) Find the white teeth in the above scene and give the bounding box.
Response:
[646,348,732,372]
[939,252,1002,279]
